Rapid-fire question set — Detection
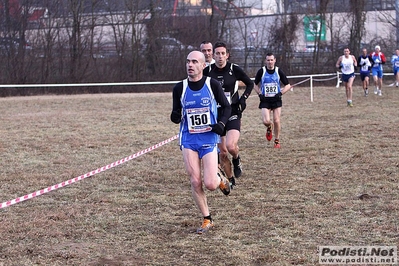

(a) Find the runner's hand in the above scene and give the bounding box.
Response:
[210,122,225,135]
[170,110,181,124]
[258,94,266,101]
[239,95,247,112]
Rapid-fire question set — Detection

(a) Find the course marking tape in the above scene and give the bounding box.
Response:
[291,78,311,86]
[313,76,338,82]
[1,134,179,209]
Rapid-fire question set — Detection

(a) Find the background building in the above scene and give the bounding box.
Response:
[0,0,398,85]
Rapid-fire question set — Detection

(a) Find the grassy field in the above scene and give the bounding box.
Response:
[0,83,398,266]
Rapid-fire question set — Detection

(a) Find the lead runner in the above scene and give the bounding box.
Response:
[170,51,232,234]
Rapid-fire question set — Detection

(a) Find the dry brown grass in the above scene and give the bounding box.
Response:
[0,85,398,266]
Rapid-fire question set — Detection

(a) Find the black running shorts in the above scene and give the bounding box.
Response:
[360,72,370,81]
[259,99,282,110]
[224,115,241,133]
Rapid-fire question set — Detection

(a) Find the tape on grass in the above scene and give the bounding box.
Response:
[1,134,179,209]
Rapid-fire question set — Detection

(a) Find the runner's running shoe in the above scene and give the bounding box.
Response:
[232,156,242,178]
[266,125,273,141]
[364,88,368,96]
[228,176,236,189]
[378,90,382,96]
[347,101,353,107]
[274,139,281,148]
[196,218,214,234]
[374,87,378,94]
[218,166,231,196]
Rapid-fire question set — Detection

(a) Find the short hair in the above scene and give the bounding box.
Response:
[201,41,212,45]
[214,41,229,53]
[265,52,275,58]
[200,41,212,50]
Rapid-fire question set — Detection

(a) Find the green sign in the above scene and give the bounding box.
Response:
[304,16,326,42]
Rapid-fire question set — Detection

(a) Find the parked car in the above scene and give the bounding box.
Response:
[303,44,331,52]
[141,37,193,53]
[0,37,32,51]
[157,37,194,51]
[304,45,316,52]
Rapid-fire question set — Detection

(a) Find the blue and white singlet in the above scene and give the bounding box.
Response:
[179,77,219,146]
[260,66,281,97]
[371,52,383,71]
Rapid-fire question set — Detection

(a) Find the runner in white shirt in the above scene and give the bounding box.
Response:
[336,48,357,107]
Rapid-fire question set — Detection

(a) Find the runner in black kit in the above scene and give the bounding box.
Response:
[203,41,254,186]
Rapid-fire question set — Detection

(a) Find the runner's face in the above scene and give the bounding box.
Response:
[214,47,229,68]
[200,43,213,63]
[186,52,205,79]
[265,55,276,69]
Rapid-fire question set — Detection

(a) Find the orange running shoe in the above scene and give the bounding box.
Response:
[196,218,214,234]
[217,166,231,196]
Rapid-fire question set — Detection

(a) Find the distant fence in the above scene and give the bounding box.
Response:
[0,72,395,102]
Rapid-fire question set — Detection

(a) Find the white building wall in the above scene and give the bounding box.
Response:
[224,10,394,52]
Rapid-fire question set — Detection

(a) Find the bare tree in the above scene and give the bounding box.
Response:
[266,14,299,73]
[124,0,147,80]
[206,0,218,41]
[144,0,162,78]
[32,0,62,84]
[348,0,367,57]
[66,0,92,82]
[0,0,32,84]
[230,13,256,72]
[369,8,399,50]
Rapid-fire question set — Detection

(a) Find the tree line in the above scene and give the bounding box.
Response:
[0,0,396,96]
